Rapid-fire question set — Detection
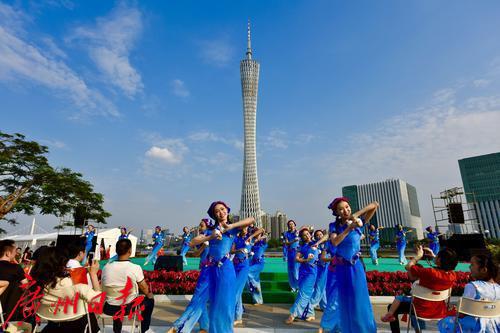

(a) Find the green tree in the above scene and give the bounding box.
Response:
[0,131,110,232]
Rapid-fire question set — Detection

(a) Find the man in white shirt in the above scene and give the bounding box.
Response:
[66,242,93,287]
[102,239,155,333]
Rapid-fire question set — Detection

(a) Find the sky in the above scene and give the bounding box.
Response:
[1,1,500,236]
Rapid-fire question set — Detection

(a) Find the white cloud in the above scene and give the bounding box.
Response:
[188,130,243,150]
[171,79,190,98]
[199,38,234,67]
[472,79,491,88]
[69,4,143,97]
[146,146,182,164]
[0,5,118,118]
[263,129,288,149]
[39,139,67,149]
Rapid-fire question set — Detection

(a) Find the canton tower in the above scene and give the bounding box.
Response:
[239,21,262,226]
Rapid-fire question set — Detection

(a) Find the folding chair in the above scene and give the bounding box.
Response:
[99,285,141,333]
[407,283,452,333]
[36,299,93,333]
[453,297,500,333]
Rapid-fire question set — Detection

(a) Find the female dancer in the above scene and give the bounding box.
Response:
[425,226,442,256]
[368,224,383,265]
[281,231,288,262]
[325,197,378,332]
[319,237,339,333]
[232,225,264,325]
[286,227,319,324]
[109,227,133,261]
[168,219,210,333]
[247,232,268,305]
[310,229,328,311]
[81,224,95,265]
[189,201,255,333]
[395,224,412,265]
[179,226,193,266]
[144,226,164,266]
[283,220,300,291]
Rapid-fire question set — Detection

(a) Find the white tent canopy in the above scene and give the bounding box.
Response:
[96,228,138,259]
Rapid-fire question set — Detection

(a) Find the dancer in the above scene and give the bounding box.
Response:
[179,226,193,266]
[232,225,264,325]
[189,201,255,333]
[286,227,319,324]
[247,232,268,305]
[168,219,210,333]
[310,229,328,311]
[368,224,384,265]
[395,224,413,265]
[281,231,288,262]
[325,197,378,332]
[144,226,164,266]
[81,224,95,265]
[425,226,442,256]
[319,238,340,333]
[108,227,132,262]
[284,220,300,291]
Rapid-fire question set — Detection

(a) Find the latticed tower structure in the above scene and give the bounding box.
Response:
[239,21,262,226]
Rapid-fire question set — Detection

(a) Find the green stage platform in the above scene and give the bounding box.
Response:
[100,257,470,304]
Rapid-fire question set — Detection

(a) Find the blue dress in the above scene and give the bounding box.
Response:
[171,240,210,332]
[145,231,164,265]
[248,238,268,304]
[329,220,376,333]
[233,235,252,320]
[290,241,319,319]
[438,281,500,333]
[320,241,340,332]
[369,229,380,264]
[284,230,300,290]
[427,231,440,256]
[281,232,288,262]
[310,242,328,310]
[207,226,239,333]
[396,230,408,264]
[180,232,192,265]
[109,233,130,262]
[82,230,95,265]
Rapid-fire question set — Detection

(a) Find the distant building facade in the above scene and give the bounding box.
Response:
[342,179,424,243]
[459,152,500,239]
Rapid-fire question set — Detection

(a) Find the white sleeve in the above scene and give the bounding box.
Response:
[135,265,145,283]
[462,283,476,299]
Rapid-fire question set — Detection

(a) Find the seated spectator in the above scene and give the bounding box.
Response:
[0,240,34,332]
[21,247,31,265]
[30,247,101,333]
[388,245,458,332]
[66,242,91,286]
[15,247,22,264]
[102,239,155,333]
[438,254,500,333]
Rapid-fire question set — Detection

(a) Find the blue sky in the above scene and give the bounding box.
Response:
[2,1,500,235]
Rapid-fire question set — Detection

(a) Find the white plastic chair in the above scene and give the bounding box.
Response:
[99,285,141,333]
[453,297,500,333]
[407,283,452,332]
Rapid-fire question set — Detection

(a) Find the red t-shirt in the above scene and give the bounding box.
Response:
[410,265,456,318]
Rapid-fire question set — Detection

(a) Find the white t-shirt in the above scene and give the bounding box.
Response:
[66,259,82,268]
[102,260,144,306]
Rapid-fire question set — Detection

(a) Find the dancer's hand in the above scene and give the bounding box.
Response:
[307,253,314,261]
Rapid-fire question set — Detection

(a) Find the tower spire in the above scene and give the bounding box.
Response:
[246,19,252,60]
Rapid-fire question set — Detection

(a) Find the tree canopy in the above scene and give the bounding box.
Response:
[0,131,110,232]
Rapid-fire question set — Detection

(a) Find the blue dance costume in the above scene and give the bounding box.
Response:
[207,226,239,333]
[180,231,192,265]
[109,233,129,262]
[427,231,440,256]
[248,238,267,305]
[171,240,210,332]
[320,241,340,332]
[329,220,376,333]
[82,229,95,265]
[310,242,328,310]
[290,241,319,320]
[369,229,380,264]
[145,230,164,266]
[284,230,300,291]
[281,232,288,262]
[233,234,252,320]
[396,229,408,265]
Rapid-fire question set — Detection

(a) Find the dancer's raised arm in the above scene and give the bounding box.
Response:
[225,216,255,231]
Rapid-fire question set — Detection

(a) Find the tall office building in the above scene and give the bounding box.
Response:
[459,152,500,238]
[240,21,263,226]
[270,211,288,240]
[342,179,424,242]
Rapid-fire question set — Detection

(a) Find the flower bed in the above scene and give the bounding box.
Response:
[145,269,471,296]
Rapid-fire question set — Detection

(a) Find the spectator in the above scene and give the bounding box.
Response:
[21,247,31,265]
[30,247,101,332]
[0,240,33,332]
[388,245,458,332]
[15,247,22,264]
[438,254,500,332]
[66,242,91,286]
[102,239,155,333]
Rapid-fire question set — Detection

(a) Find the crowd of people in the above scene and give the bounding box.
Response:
[0,197,499,333]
